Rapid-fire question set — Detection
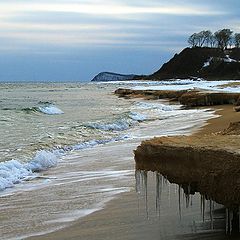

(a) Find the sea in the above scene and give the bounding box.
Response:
[0,80,219,239]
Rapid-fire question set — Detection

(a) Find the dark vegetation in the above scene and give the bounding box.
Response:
[188,29,240,49]
[140,28,240,81]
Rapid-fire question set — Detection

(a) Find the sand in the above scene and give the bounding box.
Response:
[195,105,240,136]
[27,105,239,240]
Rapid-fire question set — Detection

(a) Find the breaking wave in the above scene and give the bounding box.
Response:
[129,112,147,121]
[86,118,137,131]
[2,103,64,115]
[38,105,64,115]
[0,135,129,192]
[23,104,65,115]
[0,150,58,191]
[85,111,147,132]
[134,102,176,111]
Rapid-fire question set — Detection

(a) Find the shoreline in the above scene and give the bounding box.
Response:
[27,101,239,239]
[194,104,240,136]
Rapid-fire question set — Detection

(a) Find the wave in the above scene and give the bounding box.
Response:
[0,150,58,191]
[72,135,129,151]
[38,105,64,115]
[21,105,64,115]
[0,135,129,192]
[85,115,138,131]
[129,112,147,121]
[21,107,39,114]
[86,110,148,132]
[134,102,175,111]
[2,104,64,115]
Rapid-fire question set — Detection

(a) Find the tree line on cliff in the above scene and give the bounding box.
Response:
[188,29,240,49]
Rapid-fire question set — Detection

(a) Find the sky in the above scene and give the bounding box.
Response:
[0,0,239,82]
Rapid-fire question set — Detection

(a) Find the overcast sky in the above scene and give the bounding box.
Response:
[0,0,239,81]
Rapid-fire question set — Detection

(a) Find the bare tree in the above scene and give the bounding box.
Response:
[234,33,240,48]
[188,30,214,47]
[209,34,216,47]
[203,30,213,47]
[214,29,233,49]
[188,33,199,47]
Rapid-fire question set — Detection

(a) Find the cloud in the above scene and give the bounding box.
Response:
[0,0,239,80]
[0,1,225,18]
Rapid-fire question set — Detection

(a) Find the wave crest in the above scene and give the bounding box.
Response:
[38,105,64,115]
[0,150,58,191]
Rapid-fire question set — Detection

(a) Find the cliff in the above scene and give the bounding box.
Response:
[91,72,137,82]
[134,122,240,208]
[147,47,240,80]
[115,88,240,108]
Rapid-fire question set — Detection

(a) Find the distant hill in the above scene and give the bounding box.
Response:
[91,72,138,82]
[147,47,240,80]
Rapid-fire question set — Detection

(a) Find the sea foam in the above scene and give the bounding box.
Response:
[0,150,58,191]
[38,105,64,115]
[129,112,147,121]
[86,118,137,131]
[135,102,175,111]
[0,135,130,192]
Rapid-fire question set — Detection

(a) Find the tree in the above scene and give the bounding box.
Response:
[188,30,214,47]
[197,30,212,47]
[209,34,216,48]
[188,33,199,47]
[214,29,233,49]
[234,33,240,48]
[202,30,213,47]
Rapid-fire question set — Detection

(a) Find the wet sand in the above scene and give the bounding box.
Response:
[195,105,240,136]
[28,105,239,240]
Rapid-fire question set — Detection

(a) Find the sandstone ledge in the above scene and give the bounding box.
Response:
[134,127,240,209]
[115,88,240,107]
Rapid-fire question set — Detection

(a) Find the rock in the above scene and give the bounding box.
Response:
[179,91,240,107]
[236,96,240,106]
[235,106,240,112]
[115,88,188,100]
[91,72,137,82]
[134,130,240,208]
[115,88,240,107]
[222,121,240,135]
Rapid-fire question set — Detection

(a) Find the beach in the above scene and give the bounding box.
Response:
[0,81,239,239]
[28,103,239,239]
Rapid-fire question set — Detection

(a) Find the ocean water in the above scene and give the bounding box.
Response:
[0,81,218,239]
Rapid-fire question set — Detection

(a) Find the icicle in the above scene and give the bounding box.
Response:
[141,171,144,190]
[185,185,191,208]
[175,184,178,194]
[226,208,229,234]
[135,170,141,194]
[155,172,162,217]
[239,206,240,233]
[178,185,182,220]
[143,171,149,219]
[135,170,141,217]
[202,196,205,222]
[200,195,205,222]
[168,181,171,207]
[229,210,233,235]
[161,175,164,190]
[209,199,213,230]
